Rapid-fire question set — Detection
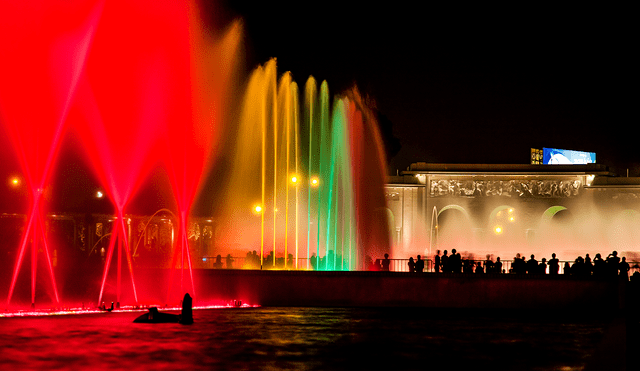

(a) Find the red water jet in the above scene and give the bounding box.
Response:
[347,90,391,266]
[0,0,103,307]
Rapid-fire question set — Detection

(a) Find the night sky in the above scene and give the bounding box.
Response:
[219,2,635,174]
[0,2,635,214]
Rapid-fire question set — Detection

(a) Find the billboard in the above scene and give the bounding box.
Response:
[542,148,596,165]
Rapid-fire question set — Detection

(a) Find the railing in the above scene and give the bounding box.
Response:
[200,255,640,276]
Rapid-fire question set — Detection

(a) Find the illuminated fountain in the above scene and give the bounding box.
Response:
[0,0,389,311]
[0,0,240,308]
[0,1,103,308]
[221,59,390,270]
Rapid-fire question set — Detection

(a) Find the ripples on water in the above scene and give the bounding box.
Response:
[0,307,609,370]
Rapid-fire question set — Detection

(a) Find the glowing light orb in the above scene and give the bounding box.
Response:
[290,175,298,184]
[310,176,319,187]
[494,226,502,234]
[253,204,263,214]
[10,177,19,187]
[96,190,104,198]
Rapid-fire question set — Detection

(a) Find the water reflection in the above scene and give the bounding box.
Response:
[0,307,608,370]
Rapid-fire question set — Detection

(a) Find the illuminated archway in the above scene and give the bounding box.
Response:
[436,204,473,251]
[541,206,568,223]
[488,205,517,235]
[438,204,471,221]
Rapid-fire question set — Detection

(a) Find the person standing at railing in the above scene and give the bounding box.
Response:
[593,253,605,276]
[408,257,415,272]
[381,253,390,271]
[539,258,547,274]
[416,255,425,273]
[526,254,538,274]
[620,257,630,280]
[495,257,502,274]
[484,255,493,274]
[548,253,559,275]
[450,249,461,273]
[606,251,620,276]
[434,250,441,273]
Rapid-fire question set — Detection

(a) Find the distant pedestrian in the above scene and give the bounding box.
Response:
[548,253,559,275]
[593,253,606,276]
[539,258,547,274]
[225,254,234,269]
[408,257,415,272]
[434,250,441,273]
[620,257,630,280]
[526,254,538,274]
[484,254,494,273]
[441,250,449,273]
[381,253,391,271]
[606,251,620,276]
[416,255,425,273]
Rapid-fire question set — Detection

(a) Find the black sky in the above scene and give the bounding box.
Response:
[218,2,635,174]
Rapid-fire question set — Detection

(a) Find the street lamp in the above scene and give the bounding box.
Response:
[9,176,21,188]
[252,204,263,215]
[290,174,299,185]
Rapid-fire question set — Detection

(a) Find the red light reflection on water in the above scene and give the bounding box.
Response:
[0,303,259,319]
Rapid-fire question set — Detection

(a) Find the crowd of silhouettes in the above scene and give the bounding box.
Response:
[417,249,634,279]
[431,249,503,274]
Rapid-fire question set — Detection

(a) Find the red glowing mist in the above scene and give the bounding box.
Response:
[68,0,240,304]
[70,0,205,305]
[0,0,103,306]
[347,91,391,265]
[161,11,241,302]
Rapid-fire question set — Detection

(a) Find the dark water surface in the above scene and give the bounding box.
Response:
[0,307,613,370]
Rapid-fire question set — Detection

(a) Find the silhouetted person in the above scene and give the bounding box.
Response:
[620,257,630,280]
[526,254,538,274]
[450,249,462,273]
[213,254,223,269]
[463,258,474,274]
[441,250,449,273]
[495,257,502,274]
[381,253,390,271]
[484,254,493,273]
[408,257,415,272]
[593,253,606,276]
[225,254,234,269]
[513,253,524,274]
[563,261,571,275]
[475,261,484,274]
[539,258,547,274]
[573,256,586,276]
[434,250,441,273]
[584,253,593,275]
[179,293,193,325]
[606,251,620,276]
[548,253,559,275]
[416,255,425,273]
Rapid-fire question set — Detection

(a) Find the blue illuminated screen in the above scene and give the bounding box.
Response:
[543,148,596,165]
